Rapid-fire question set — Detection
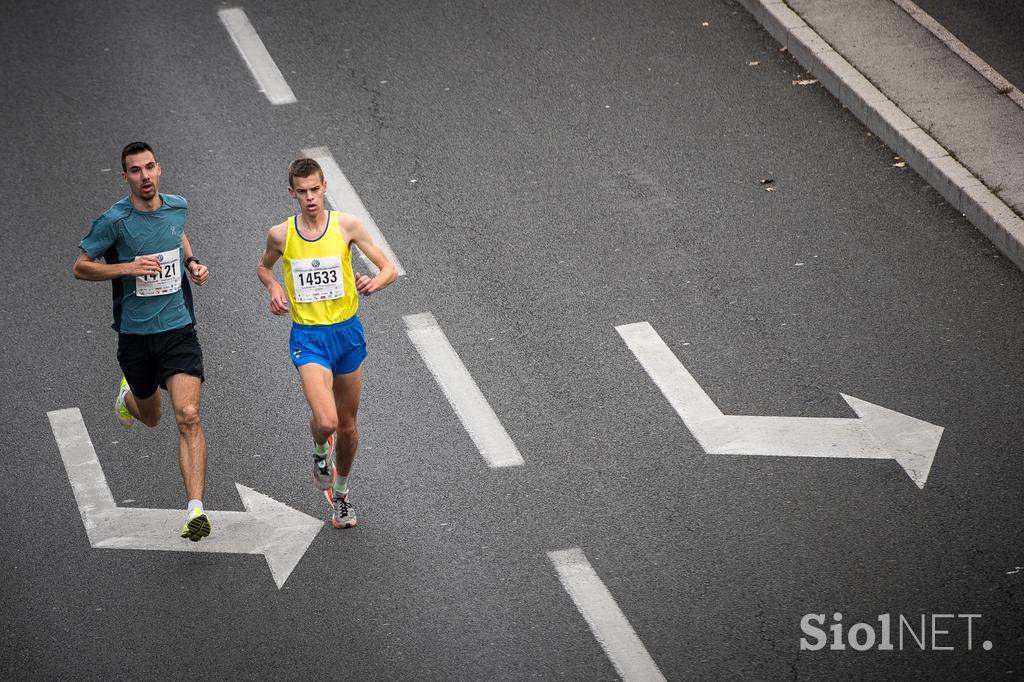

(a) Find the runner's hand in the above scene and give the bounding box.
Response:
[124,256,161,278]
[187,261,209,286]
[268,282,289,315]
[355,272,377,296]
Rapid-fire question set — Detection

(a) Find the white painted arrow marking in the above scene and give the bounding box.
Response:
[48,408,323,588]
[616,322,944,488]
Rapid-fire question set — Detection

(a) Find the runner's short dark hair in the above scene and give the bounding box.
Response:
[288,158,324,187]
[121,141,155,171]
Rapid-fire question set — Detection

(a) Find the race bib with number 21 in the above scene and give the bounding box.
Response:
[135,247,181,297]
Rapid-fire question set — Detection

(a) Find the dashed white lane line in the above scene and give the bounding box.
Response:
[303,146,406,277]
[549,548,667,682]
[404,312,524,468]
[218,7,297,105]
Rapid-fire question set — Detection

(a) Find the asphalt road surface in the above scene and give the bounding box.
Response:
[2,1,1022,679]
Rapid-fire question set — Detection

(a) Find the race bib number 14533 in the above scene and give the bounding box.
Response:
[291,256,344,302]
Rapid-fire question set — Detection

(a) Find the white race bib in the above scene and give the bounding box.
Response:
[291,256,344,303]
[135,248,181,297]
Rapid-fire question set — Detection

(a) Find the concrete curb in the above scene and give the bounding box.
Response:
[738,0,1024,272]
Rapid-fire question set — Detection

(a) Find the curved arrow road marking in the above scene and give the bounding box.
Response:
[48,408,323,588]
[616,322,944,488]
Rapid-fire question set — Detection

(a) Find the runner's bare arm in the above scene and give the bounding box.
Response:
[339,213,398,296]
[73,249,160,281]
[257,223,290,315]
[182,231,209,286]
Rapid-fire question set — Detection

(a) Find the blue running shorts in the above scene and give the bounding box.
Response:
[289,315,367,375]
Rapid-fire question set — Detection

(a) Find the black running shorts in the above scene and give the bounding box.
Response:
[116,324,205,400]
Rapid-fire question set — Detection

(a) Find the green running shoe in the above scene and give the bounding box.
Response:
[180,507,211,542]
[115,377,135,428]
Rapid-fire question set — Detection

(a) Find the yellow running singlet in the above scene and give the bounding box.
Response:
[282,211,358,326]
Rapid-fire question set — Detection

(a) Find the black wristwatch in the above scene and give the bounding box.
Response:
[185,256,201,267]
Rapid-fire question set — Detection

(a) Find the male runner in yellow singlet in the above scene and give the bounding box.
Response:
[257,158,396,528]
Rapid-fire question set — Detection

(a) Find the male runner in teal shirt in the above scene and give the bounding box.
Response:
[74,142,213,542]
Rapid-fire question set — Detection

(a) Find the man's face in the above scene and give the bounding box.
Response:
[288,173,326,215]
[122,151,161,200]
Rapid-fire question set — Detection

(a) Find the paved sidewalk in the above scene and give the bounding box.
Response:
[739,0,1024,272]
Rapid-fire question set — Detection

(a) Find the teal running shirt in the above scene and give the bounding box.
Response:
[79,194,195,334]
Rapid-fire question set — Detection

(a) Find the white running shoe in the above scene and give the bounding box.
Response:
[330,493,357,529]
